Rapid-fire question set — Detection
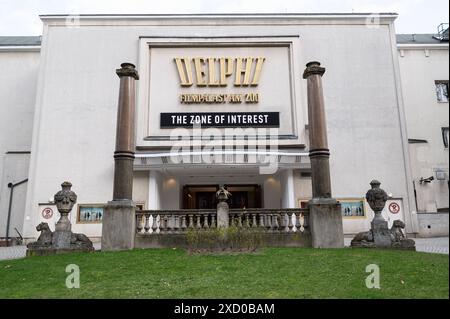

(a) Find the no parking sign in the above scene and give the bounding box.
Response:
[41,207,54,219]
[388,202,400,214]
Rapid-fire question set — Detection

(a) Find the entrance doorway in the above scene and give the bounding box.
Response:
[182,184,262,209]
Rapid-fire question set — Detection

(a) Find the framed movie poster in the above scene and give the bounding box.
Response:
[77,204,104,223]
[339,199,366,218]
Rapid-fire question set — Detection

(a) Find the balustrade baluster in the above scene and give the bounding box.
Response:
[294,212,300,232]
[298,213,305,232]
[181,215,187,231]
[251,214,257,228]
[203,214,210,228]
[259,214,265,229]
[272,214,279,231]
[196,214,202,229]
[161,215,168,233]
[173,215,179,233]
[266,214,272,231]
[144,213,150,233]
[288,212,294,232]
[237,214,243,228]
[188,215,194,228]
[166,215,173,233]
[279,212,286,232]
[211,215,216,228]
[136,215,143,234]
[244,214,250,228]
[152,214,158,233]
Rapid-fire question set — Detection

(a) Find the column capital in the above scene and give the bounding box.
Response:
[116,62,139,80]
[303,61,325,79]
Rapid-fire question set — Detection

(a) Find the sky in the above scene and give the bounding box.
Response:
[0,0,448,36]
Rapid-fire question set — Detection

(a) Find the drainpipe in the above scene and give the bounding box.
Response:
[5,178,28,247]
[412,180,419,212]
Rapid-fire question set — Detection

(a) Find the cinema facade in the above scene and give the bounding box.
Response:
[1,14,419,242]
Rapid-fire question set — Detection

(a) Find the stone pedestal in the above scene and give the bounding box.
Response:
[101,200,136,251]
[52,230,72,249]
[309,198,344,248]
[371,218,392,247]
[217,201,229,228]
[351,181,416,250]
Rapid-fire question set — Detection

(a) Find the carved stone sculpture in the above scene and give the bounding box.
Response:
[27,222,53,247]
[27,182,94,256]
[351,180,415,250]
[216,186,232,202]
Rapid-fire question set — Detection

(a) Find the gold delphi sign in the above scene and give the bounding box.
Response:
[174,57,265,104]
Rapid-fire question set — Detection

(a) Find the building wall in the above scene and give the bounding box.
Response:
[417,212,449,237]
[398,46,449,216]
[23,15,414,239]
[0,49,40,238]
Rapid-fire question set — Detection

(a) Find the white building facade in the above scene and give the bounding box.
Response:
[0,13,439,242]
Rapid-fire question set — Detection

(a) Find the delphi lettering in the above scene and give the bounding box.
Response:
[174,57,265,87]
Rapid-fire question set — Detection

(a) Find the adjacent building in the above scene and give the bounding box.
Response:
[0,13,447,243]
[397,24,449,236]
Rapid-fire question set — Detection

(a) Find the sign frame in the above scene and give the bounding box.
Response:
[136,35,303,144]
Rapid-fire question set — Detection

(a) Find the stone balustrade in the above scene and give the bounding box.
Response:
[135,208,309,235]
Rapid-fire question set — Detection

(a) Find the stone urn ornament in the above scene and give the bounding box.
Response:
[366,180,389,224]
[351,180,415,250]
[26,182,94,256]
[54,181,77,232]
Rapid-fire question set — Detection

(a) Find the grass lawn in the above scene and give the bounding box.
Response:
[0,248,448,299]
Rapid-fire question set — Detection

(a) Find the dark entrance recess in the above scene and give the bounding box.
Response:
[182,184,262,209]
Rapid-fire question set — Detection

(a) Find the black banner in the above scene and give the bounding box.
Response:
[160,112,280,128]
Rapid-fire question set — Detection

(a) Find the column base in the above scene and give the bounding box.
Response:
[309,198,344,248]
[101,199,136,251]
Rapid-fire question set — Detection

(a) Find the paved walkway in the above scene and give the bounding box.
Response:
[344,237,449,254]
[0,242,102,261]
[0,238,448,261]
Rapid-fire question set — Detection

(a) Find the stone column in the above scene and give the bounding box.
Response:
[303,61,344,248]
[102,63,139,251]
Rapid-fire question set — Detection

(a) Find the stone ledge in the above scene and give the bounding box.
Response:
[135,231,312,249]
[26,246,94,257]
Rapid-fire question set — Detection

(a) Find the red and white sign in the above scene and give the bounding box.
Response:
[41,207,54,219]
[388,202,400,214]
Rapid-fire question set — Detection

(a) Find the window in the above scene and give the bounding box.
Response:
[442,127,449,148]
[436,81,449,102]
